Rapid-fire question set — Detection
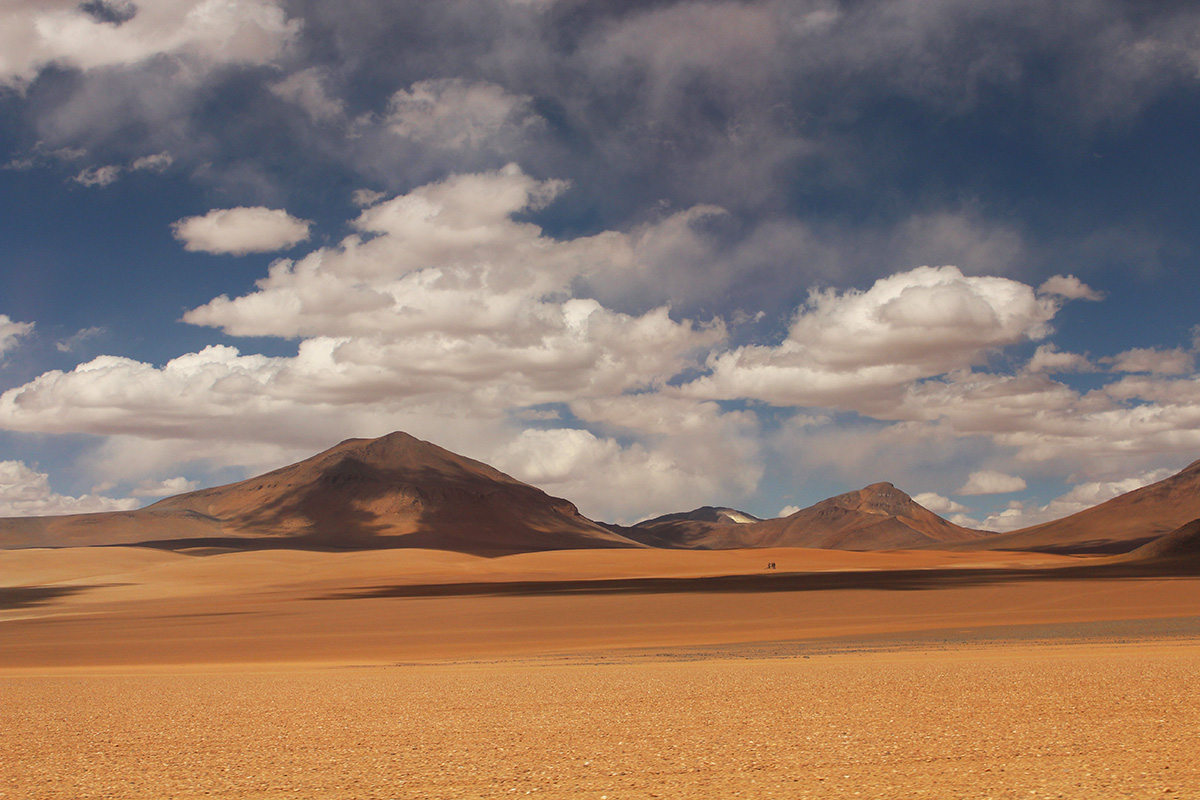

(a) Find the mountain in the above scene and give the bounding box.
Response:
[1120,518,1200,565]
[743,483,986,550]
[618,484,985,550]
[620,506,763,548]
[0,432,642,554]
[959,458,1200,554]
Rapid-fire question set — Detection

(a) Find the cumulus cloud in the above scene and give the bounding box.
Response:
[1104,347,1194,375]
[1037,274,1103,301]
[0,0,300,88]
[0,459,138,516]
[130,476,199,498]
[351,189,385,208]
[3,170,724,446]
[65,153,170,187]
[171,207,312,255]
[682,266,1064,412]
[384,79,542,150]
[131,151,173,172]
[0,315,34,356]
[978,469,1177,531]
[912,492,969,514]
[55,326,105,354]
[489,423,757,524]
[0,167,741,518]
[73,164,121,187]
[887,366,1200,470]
[1027,344,1093,374]
[957,470,1027,496]
[271,67,344,123]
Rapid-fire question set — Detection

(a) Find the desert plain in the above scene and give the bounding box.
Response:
[3,543,1199,799]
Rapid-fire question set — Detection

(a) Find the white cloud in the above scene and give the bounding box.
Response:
[912,492,969,514]
[888,367,1200,470]
[0,459,138,517]
[271,67,344,122]
[55,326,105,353]
[1027,344,1093,374]
[489,424,756,524]
[1105,347,1194,375]
[0,168,737,519]
[978,469,1176,531]
[0,315,34,356]
[777,505,802,517]
[1037,274,1103,301]
[63,153,170,188]
[683,266,1064,412]
[957,470,1027,496]
[131,151,173,172]
[171,207,312,255]
[0,0,300,88]
[385,79,543,150]
[351,189,385,208]
[73,164,121,187]
[130,476,198,498]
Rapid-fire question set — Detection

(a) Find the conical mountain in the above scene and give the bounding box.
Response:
[960,458,1200,554]
[0,432,641,554]
[746,483,986,550]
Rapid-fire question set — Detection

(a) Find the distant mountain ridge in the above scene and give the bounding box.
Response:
[619,483,985,550]
[618,506,764,548]
[2,431,1198,557]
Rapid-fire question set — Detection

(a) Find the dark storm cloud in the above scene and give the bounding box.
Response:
[78,1,138,26]
[8,0,1200,309]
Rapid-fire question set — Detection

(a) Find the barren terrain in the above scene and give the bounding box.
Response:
[3,545,1199,798]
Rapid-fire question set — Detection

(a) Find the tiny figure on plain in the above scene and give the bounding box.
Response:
[766,562,776,570]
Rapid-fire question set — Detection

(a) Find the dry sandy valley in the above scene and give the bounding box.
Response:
[3,544,1200,799]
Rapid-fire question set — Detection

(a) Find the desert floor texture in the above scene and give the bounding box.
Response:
[2,546,1199,798]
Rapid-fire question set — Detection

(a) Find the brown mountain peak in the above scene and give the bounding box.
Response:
[2,431,640,554]
[817,482,916,519]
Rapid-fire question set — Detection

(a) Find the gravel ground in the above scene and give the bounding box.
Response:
[3,641,1198,799]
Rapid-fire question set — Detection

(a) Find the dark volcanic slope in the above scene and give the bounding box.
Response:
[0,432,641,553]
[958,458,1200,555]
[620,485,985,550]
[620,506,763,548]
[1121,518,1200,565]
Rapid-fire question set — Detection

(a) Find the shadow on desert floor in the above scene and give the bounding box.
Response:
[320,560,1200,600]
[0,585,102,610]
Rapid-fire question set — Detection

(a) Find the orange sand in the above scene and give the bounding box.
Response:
[3,545,1199,798]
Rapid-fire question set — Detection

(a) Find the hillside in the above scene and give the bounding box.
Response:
[621,484,985,550]
[959,459,1200,554]
[0,432,641,554]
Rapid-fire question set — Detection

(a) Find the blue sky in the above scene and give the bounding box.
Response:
[3,0,1200,527]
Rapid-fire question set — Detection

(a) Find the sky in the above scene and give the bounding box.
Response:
[3,0,1200,528]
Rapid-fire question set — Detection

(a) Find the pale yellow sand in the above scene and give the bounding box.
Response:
[2,642,1198,799]
[3,545,1199,797]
